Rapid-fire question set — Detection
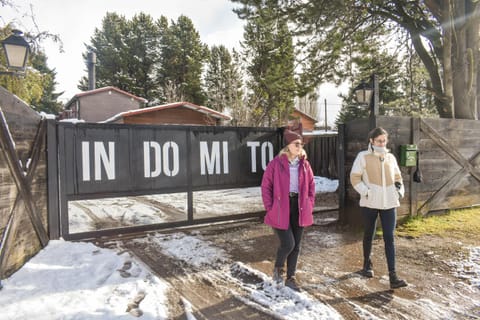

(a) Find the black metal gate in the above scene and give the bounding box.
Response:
[48,122,280,240]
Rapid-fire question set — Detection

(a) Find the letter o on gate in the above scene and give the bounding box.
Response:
[163,142,179,176]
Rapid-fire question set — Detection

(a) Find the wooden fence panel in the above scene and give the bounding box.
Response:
[0,86,48,279]
[416,118,480,215]
[340,116,480,227]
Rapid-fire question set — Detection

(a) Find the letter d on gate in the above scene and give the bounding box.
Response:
[144,141,162,178]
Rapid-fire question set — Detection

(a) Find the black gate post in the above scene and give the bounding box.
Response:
[410,117,420,216]
[57,124,70,239]
[46,119,60,239]
[337,123,346,225]
[186,127,193,222]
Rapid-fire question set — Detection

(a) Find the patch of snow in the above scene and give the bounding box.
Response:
[0,239,169,319]
[68,177,339,233]
[0,231,478,319]
[137,232,343,319]
[315,176,339,193]
[449,246,480,289]
[141,233,230,268]
[2,175,478,319]
[39,111,56,119]
[59,118,85,123]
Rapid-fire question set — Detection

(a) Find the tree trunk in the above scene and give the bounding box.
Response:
[442,0,454,117]
[466,1,479,119]
[478,55,480,119]
[411,33,451,117]
[452,0,478,119]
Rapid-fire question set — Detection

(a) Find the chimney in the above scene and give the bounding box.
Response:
[87,51,96,90]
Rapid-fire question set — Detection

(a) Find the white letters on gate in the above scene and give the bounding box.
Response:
[82,141,116,181]
[247,141,274,172]
[261,142,274,170]
[162,142,179,176]
[81,139,270,182]
[200,141,229,175]
[144,141,161,177]
[143,141,180,177]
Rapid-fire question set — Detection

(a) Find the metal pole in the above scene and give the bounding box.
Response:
[87,51,96,91]
[369,73,379,129]
[324,98,327,131]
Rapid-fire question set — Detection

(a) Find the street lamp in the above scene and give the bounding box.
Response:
[354,73,379,129]
[353,80,373,104]
[1,29,30,75]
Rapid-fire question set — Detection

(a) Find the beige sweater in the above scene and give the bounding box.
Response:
[350,148,404,209]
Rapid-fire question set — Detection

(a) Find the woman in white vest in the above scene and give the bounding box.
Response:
[350,127,407,289]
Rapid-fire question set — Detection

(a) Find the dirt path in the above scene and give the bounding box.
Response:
[124,240,278,320]
[102,212,479,319]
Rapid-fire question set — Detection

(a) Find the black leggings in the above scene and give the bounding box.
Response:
[362,207,397,272]
[273,196,304,278]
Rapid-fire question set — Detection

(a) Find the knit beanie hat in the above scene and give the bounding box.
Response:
[283,129,303,146]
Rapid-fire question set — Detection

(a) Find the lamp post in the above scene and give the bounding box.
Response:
[1,29,30,75]
[354,73,379,129]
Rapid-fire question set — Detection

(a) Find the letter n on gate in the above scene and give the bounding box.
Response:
[81,141,116,181]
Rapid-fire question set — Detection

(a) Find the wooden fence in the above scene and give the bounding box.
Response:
[338,116,480,226]
[0,86,50,278]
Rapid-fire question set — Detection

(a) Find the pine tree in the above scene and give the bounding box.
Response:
[79,13,129,91]
[30,51,63,114]
[79,13,161,104]
[204,45,244,117]
[241,6,296,127]
[157,15,208,105]
[123,13,161,104]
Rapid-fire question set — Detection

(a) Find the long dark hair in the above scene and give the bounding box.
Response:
[368,127,388,142]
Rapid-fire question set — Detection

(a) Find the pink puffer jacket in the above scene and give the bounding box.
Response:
[261,154,315,230]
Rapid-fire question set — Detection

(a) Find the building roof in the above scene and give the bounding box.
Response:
[102,101,232,123]
[292,108,317,123]
[64,86,148,108]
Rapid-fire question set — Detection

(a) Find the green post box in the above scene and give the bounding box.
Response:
[400,144,417,167]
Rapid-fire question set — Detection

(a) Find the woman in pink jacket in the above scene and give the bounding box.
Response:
[261,127,315,291]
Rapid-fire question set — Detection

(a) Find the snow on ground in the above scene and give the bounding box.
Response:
[69,177,339,233]
[137,232,342,319]
[314,176,338,193]
[0,231,479,319]
[449,245,480,289]
[0,240,170,320]
[1,178,478,319]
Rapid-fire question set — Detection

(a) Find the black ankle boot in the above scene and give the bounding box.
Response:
[389,271,407,289]
[360,259,374,278]
[285,276,301,292]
